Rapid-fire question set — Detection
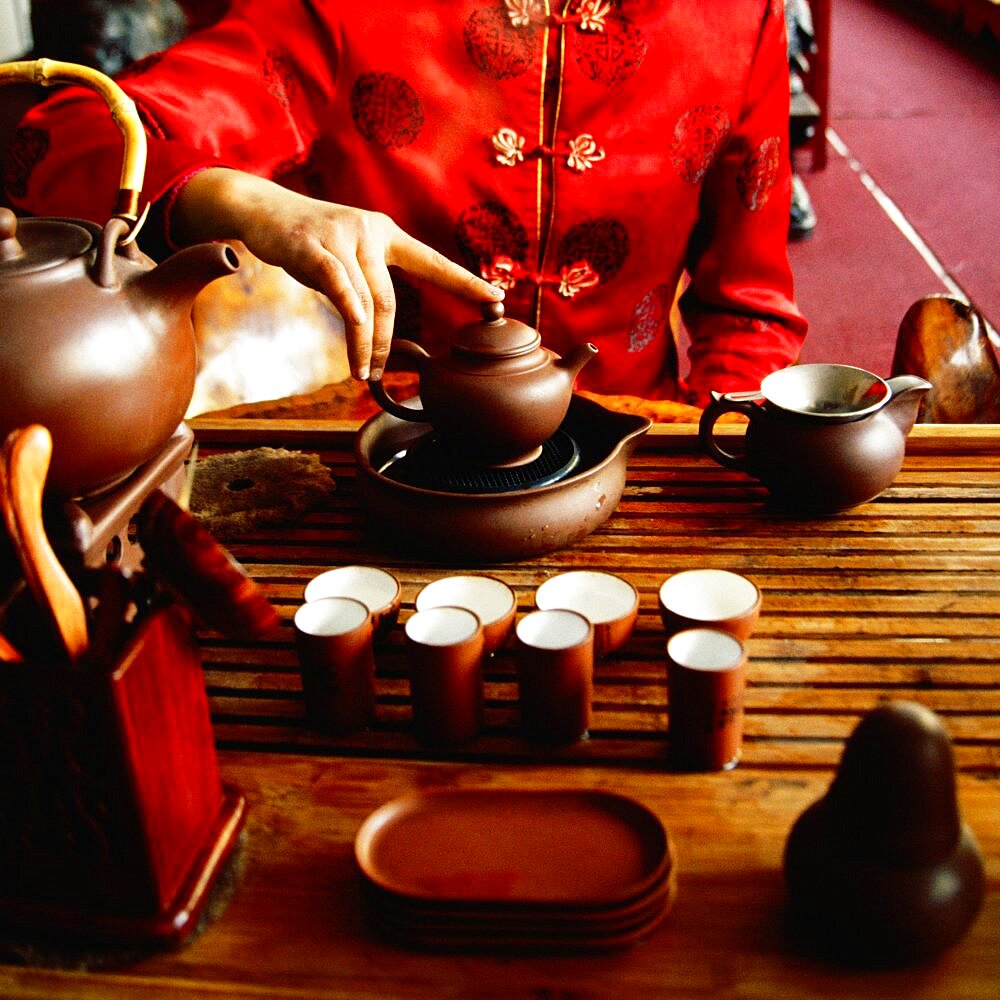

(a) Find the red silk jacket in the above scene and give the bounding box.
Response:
[6,0,807,403]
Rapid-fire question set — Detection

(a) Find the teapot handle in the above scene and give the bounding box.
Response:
[367,339,430,423]
[0,58,147,237]
[698,390,763,470]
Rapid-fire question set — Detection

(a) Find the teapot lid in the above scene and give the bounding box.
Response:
[451,301,542,359]
[0,208,94,276]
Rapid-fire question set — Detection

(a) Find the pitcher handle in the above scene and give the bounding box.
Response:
[698,390,762,470]
[0,58,147,238]
[367,340,431,422]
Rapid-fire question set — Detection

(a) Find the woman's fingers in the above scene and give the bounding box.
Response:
[356,247,397,381]
[206,180,505,381]
[390,227,503,304]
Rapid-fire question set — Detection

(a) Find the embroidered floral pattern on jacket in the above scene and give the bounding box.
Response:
[455,200,530,275]
[629,283,673,353]
[480,255,600,299]
[505,0,612,32]
[490,128,605,172]
[350,72,425,148]
[565,133,606,172]
[577,1,613,32]
[503,0,541,27]
[670,105,732,184]
[491,127,526,166]
[556,260,600,297]
[573,10,646,87]
[558,217,630,284]
[3,126,48,199]
[465,7,537,79]
[737,136,782,210]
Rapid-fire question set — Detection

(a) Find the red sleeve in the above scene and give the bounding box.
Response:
[4,0,338,247]
[680,2,808,406]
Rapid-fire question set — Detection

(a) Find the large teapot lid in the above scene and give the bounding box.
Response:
[0,208,94,275]
[451,301,542,360]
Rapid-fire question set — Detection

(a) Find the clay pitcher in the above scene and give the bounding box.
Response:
[0,58,239,496]
[699,364,931,512]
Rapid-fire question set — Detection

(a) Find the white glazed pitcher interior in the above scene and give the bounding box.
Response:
[761,364,891,419]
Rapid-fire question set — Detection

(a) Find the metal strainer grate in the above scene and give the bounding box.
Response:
[379,431,581,494]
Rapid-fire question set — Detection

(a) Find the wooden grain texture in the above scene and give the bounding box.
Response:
[1,420,995,997]
[0,755,996,1000]
[178,421,1000,773]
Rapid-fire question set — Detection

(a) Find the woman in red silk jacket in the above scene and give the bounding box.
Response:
[5,0,807,404]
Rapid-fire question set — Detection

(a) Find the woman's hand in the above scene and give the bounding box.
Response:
[172,168,502,380]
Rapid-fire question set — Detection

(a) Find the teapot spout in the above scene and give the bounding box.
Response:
[131,241,240,314]
[885,374,933,431]
[557,342,599,381]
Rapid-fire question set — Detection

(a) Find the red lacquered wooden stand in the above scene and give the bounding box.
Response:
[0,601,244,948]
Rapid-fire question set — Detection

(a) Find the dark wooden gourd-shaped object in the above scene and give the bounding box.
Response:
[783,700,985,965]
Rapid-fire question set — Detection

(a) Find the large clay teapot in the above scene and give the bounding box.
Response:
[699,363,932,512]
[0,59,238,497]
[369,302,597,465]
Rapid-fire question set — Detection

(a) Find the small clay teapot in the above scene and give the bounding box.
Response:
[783,701,985,965]
[369,302,597,465]
[0,59,238,496]
[699,364,932,512]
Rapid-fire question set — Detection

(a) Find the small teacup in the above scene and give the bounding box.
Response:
[658,569,761,641]
[415,575,517,655]
[533,570,638,657]
[515,608,594,745]
[304,565,401,636]
[666,627,747,771]
[404,606,484,746]
[294,596,376,734]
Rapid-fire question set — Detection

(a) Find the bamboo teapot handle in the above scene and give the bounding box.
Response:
[0,58,148,240]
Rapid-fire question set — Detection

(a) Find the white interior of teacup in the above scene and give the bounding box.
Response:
[760,363,890,418]
[305,565,400,612]
[295,596,370,637]
[668,628,744,671]
[534,570,637,625]
[517,608,591,650]
[405,606,480,646]
[416,575,515,627]
[659,569,759,620]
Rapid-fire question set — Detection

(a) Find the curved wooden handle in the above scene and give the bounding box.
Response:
[1,425,88,660]
[0,58,147,224]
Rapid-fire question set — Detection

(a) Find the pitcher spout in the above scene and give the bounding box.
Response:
[131,241,240,315]
[558,342,599,381]
[885,374,933,431]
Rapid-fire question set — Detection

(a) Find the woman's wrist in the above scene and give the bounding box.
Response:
[171,167,257,246]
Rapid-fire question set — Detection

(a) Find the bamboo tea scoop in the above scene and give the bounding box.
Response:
[0,425,88,660]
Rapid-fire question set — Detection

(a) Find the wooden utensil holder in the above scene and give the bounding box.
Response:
[0,601,244,947]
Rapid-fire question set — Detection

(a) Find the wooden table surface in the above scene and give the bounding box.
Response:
[2,419,997,999]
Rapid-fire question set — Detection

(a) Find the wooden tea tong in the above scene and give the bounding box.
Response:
[0,425,88,661]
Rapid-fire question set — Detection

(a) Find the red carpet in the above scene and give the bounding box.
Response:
[785,0,999,378]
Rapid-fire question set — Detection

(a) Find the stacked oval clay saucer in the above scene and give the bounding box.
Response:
[354,788,676,952]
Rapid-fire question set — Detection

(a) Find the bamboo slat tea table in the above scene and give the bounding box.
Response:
[1,420,997,999]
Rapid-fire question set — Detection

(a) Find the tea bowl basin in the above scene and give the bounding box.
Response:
[354,396,651,563]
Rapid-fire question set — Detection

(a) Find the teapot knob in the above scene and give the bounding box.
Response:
[481,300,505,323]
[0,207,25,262]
